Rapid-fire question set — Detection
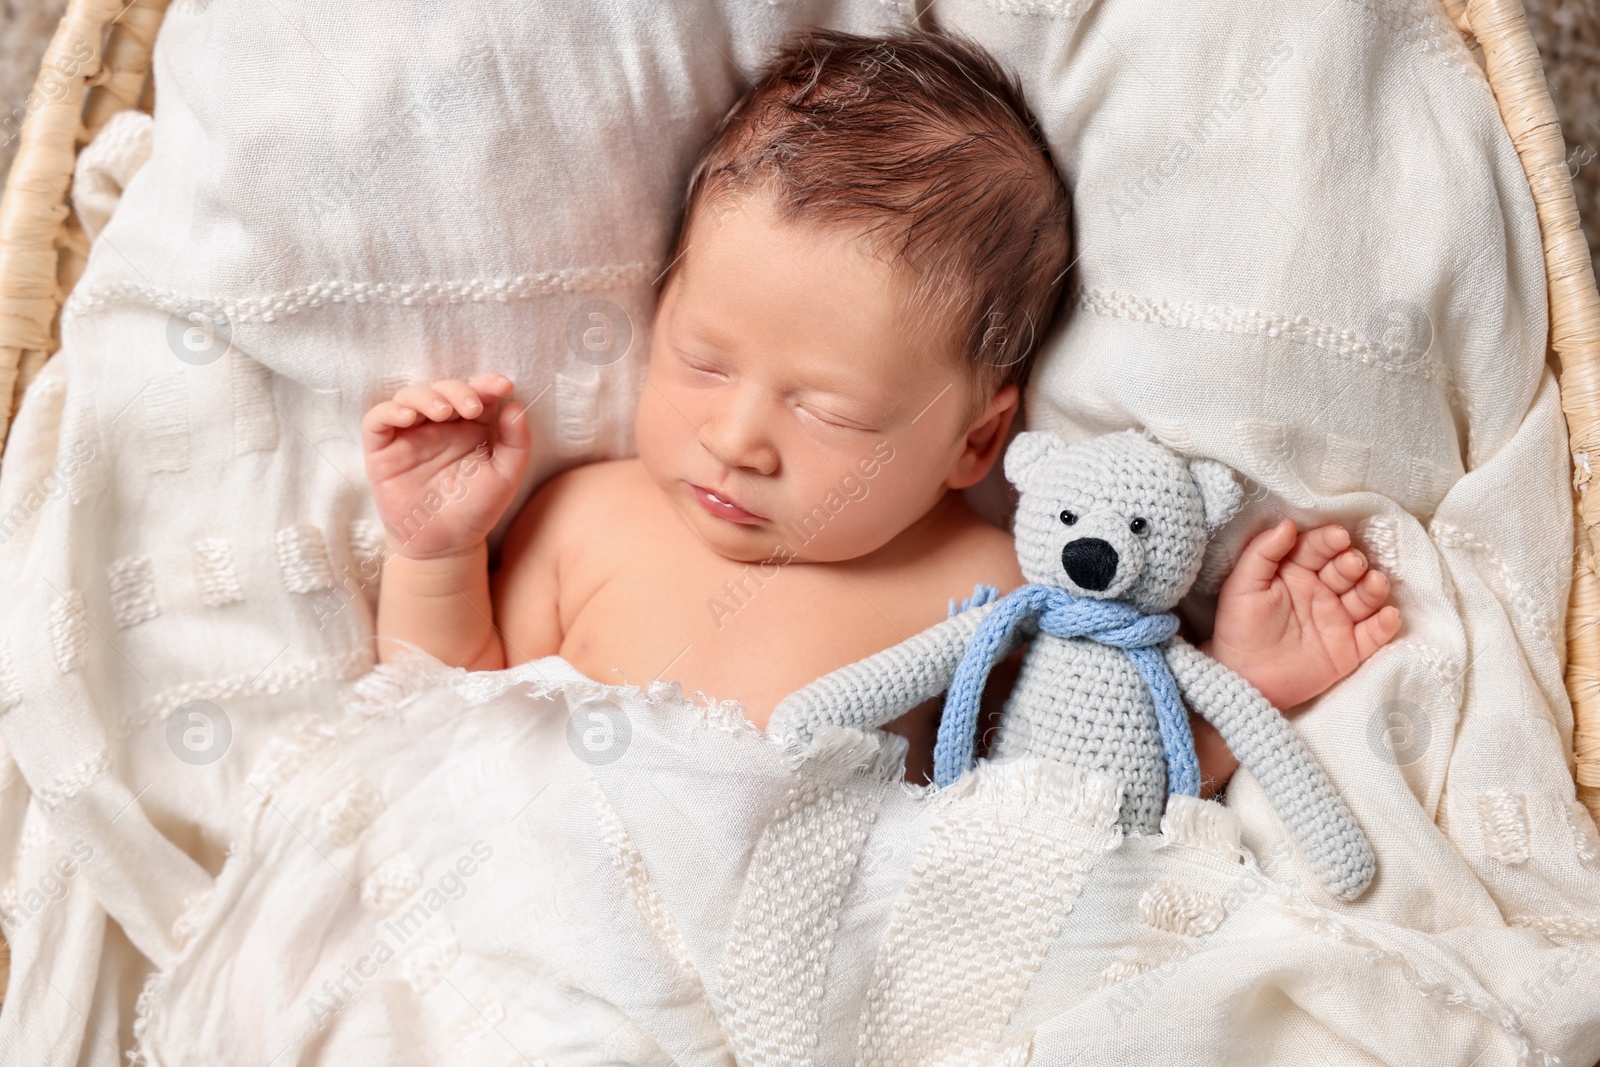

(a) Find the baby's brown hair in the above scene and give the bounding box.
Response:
[668,26,1073,413]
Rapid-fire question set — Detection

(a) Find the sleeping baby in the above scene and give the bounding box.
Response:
[359,27,1401,790]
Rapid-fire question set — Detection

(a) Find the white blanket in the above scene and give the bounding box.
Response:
[1,0,1598,1062]
[123,651,1600,1066]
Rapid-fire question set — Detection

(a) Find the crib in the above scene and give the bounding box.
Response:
[0,0,1598,1048]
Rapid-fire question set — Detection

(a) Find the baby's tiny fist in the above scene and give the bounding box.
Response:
[359,373,532,561]
[1209,519,1401,712]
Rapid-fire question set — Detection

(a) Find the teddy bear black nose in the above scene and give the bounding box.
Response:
[1061,538,1118,591]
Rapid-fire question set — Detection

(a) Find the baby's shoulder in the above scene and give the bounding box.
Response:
[933,500,1024,589]
[524,456,650,518]
[502,458,652,559]
[945,500,1018,554]
[860,493,1022,628]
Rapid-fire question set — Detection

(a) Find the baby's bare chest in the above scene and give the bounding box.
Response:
[562,562,937,724]
[557,529,946,725]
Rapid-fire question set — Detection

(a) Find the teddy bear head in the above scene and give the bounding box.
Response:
[1004,429,1243,614]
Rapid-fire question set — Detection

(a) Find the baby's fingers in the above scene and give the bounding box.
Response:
[393,385,460,422]
[1341,568,1391,622]
[1287,524,1352,574]
[489,391,533,483]
[1353,604,1402,659]
[361,400,422,444]
[1318,548,1369,595]
[431,379,488,420]
[467,372,514,399]
[1227,518,1297,592]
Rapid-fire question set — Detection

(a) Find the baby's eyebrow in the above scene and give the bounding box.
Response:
[674,330,733,357]
[672,308,739,352]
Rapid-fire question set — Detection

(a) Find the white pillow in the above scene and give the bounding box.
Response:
[61,0,920,515]
[945,0,1554,587]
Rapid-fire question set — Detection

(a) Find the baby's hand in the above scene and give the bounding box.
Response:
[1205,520,1401,711]
[361,374,531,560]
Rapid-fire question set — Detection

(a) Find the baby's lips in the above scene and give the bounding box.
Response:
[691,482,768,523]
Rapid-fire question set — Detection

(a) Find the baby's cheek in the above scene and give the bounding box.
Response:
[633,387,681,474]
[790,456,936,561]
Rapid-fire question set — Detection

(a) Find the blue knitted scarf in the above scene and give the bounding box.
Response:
[933,583,1201,794]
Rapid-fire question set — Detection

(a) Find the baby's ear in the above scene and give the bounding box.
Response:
[1189,458,1243,530]
[1003,431,1064,489]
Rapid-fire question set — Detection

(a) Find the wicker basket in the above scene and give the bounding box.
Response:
[0,0,1598,1030]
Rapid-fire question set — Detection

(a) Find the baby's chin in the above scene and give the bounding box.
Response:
[677,501,879,565]
[679,507,795,564]
[645,463,894,564]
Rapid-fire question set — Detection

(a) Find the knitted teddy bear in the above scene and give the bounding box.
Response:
[770,429,1376,902]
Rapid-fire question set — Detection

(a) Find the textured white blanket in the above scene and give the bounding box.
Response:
[1,0,1598,1062]
[124,650,1589,1066]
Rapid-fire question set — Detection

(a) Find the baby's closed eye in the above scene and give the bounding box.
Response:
[796,401,876,432]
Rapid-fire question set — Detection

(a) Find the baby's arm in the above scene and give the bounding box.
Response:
[1194,520,1401,795]
[361,374,532,671]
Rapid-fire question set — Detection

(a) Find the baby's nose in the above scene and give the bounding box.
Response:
[702,401,779,476]
[1061,538,1118,591]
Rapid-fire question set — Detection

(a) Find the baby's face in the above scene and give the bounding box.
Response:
[635,188,998,564]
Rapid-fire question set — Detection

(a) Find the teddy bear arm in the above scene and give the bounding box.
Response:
[769,601,1018,742]
[1164,639,1376,902]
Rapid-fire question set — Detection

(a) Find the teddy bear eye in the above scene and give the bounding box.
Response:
[1059,510,1078,526]
[1129,517,1150,536]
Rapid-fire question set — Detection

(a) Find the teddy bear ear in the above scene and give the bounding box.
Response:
[1003,431,1065,489]
[1189,458,1243,530]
